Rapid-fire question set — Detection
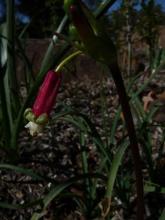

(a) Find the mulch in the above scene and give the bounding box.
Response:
[0,70,164,220]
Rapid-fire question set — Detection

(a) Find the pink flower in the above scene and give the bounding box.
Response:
[32,70,62,117]
[24,70,62,136]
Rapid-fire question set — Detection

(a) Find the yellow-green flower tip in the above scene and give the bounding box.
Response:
[24,108,32,118]
[36,113,49,125]
[25,111,36,122]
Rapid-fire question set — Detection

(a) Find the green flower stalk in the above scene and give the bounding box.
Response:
[70,3,145,219]
[24,70,62,136]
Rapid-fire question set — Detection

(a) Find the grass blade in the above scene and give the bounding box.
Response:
[31,181,74,220]
[94,0,117,18]
[40,15,68,74]
[99,141,128,218]
[31,212,46,220]
[6,0,20,123]
[0,164,45,181]
[159,209,165,220]
[109,107,121,146]
[106,141,128,198]
[144,181,165,194]
[0,199,42,210]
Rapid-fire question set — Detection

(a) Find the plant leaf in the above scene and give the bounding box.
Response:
[30,181,74,220]
[105,141,128,198]
[0,164,45,181]
[159,208,165,220]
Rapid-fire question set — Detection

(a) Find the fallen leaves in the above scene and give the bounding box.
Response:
[142,89,165,123]
[142,91,155,112]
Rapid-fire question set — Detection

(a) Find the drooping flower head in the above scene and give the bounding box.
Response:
[24,70,62,136]
[32,70,61,117]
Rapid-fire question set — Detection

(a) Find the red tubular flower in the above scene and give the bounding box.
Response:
[32,70,62,117]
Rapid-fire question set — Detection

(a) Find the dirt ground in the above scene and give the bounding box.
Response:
[0,60,165,219]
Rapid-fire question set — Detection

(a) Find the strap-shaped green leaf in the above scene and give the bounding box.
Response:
[106,141,128,198]
[159,209,165,220]
[0,164,45,181]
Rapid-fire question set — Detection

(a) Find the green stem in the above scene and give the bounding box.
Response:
[6,0,19,115]
[55,50,82,72]
[109,63,144,220]
[80,132,91,199]
[4,0,15,137]
[0,74,11,147]
[40,15,68,74]
[126,1,132,76]
[94,0,117,19]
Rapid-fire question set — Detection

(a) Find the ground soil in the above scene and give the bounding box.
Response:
[0,65,165,219]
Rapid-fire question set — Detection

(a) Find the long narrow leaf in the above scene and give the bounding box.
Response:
[31,212,46,220]
[0,22,13,139]
[109,107,121,146]
[30,173,106,220]
[0,164,45,181]
[105,141,128,198]
[144,181,165,194]
[0,64,10,147]
[94,0,117,18]
[31,181,74,220]
[58,112,111,164]
[40,15,68,74]
[0,199,42,210]
[5,0,19,127]
[159,209,165,220]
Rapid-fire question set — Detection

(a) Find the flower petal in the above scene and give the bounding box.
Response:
[25,122,43,136]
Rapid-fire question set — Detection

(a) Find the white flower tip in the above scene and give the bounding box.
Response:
[25,121,43,136]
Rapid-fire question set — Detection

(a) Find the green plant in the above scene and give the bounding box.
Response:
[69,2,144,219]
[0,0,164,219]
[0,0,69,160]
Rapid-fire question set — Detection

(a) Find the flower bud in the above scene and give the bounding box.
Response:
[24,70,62,136]
[32,70,62,117]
